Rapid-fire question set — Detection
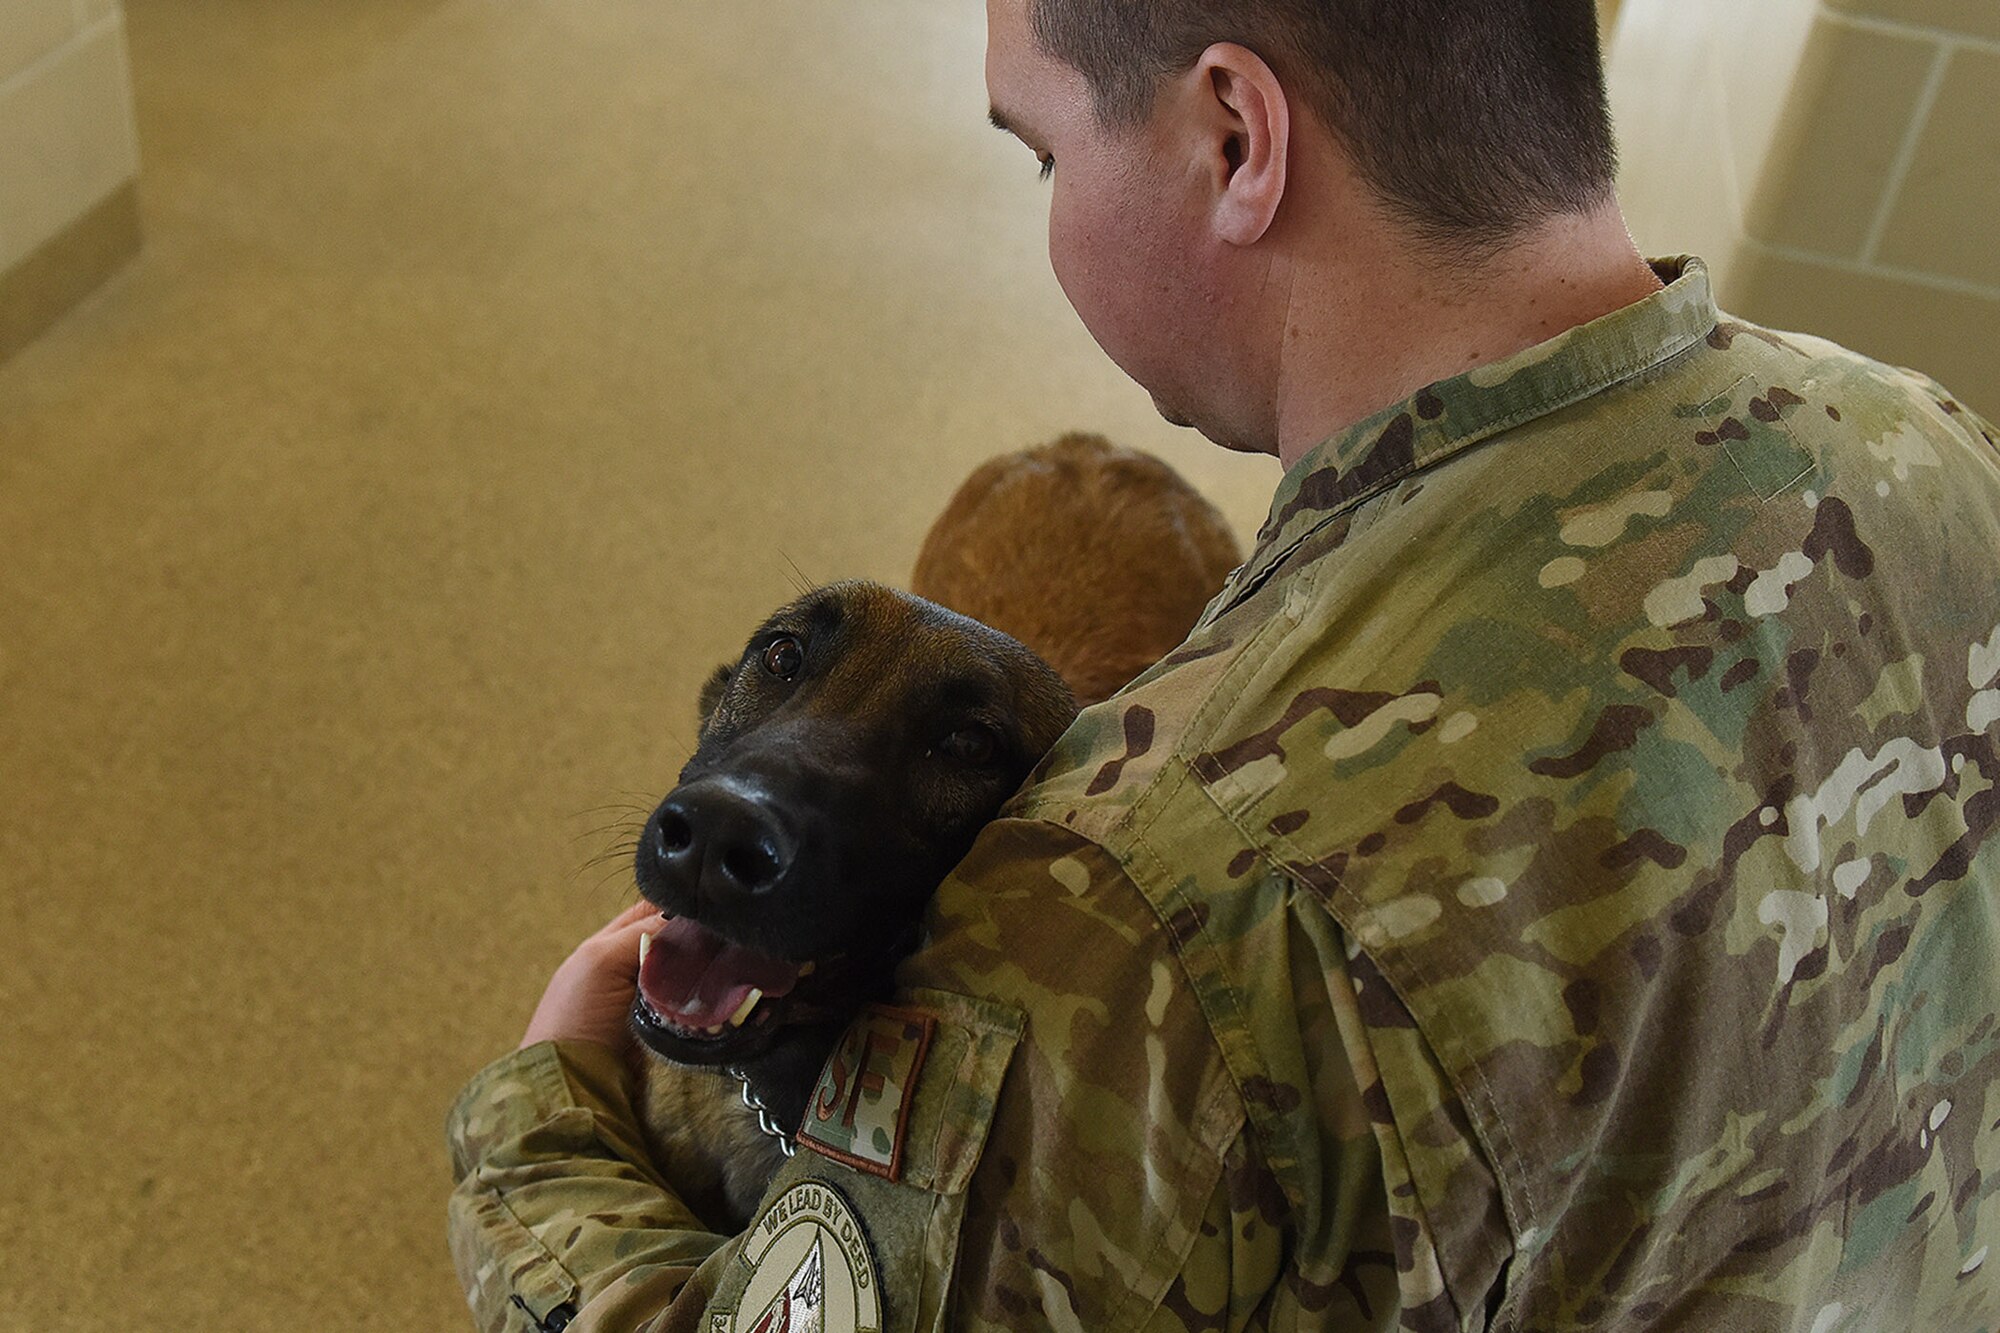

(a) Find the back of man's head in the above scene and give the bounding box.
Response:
[1029,0,1618,252]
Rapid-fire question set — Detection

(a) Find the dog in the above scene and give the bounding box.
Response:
[630,580,1078,1225]
[629,436,1242,1226]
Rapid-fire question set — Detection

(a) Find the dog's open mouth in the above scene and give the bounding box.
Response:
[631,915,830,1062]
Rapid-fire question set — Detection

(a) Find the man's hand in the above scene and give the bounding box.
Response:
[519,899,661,1052]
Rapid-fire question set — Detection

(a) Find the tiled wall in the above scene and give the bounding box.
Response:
[0,0,141,363]
[1607,0,2000,415]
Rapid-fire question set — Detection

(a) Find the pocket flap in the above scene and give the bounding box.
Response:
[797,988,1024,1194]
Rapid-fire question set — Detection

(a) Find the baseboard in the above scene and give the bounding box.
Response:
[0,180,142,367]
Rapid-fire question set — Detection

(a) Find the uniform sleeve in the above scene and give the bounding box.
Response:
[1133,1114,1403,1333]
[444,1039,738,1333]
[724,819,1408,1332]
[446,825,1418,1333]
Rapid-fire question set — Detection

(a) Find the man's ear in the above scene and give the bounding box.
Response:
[697,662,735,724]
[1197,43,1289,247]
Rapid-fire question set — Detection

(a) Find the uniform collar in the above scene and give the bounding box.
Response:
[1213,256,1719,616]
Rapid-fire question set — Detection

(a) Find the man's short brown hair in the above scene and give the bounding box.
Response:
[1030,0,1618,250]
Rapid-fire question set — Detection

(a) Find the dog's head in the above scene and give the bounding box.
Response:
[629,579,1077,1071]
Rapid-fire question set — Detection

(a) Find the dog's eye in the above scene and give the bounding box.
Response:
[935,726,998,766]
[761,636,804,681]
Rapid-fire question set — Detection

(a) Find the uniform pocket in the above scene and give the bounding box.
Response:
[796,988,1024,1194]
[446,1178,582,1333]
[707,990,1026,1333]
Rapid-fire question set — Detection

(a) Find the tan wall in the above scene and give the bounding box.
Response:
[1606,0,2000,416]
[0,0,141,364]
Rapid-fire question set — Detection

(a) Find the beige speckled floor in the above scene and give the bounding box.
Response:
[0,4,1277,1327]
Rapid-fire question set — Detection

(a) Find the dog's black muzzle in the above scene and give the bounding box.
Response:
[650,775,799,904]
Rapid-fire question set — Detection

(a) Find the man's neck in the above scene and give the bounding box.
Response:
[1269,201,1665,470]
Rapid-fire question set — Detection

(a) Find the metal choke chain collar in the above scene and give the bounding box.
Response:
[729,1066,797,1156]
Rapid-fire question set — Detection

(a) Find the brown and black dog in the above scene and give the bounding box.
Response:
[631,581,1077,1224]
[630,436,1242,1226]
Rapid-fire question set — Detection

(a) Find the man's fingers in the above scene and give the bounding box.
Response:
[582,903,665,970]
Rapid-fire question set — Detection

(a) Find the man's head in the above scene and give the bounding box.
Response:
[1020,0,1615,247]
[985,0,1625,455]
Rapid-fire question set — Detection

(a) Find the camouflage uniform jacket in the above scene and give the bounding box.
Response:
[448,258,2000,1332]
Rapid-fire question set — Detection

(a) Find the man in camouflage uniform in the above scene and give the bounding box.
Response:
[448,0,2000,1328]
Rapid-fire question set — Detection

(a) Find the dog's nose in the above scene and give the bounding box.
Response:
[654,780,795,898]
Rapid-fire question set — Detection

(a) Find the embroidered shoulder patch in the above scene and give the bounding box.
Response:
[716,1180,881,1333]
[797,1005,936,1181]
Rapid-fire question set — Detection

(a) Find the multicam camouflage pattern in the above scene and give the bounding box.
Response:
[447,1039,736,1331]
[448,257,2000,1331]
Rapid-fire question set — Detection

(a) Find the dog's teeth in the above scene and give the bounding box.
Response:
[638,930,651,968]
[727,989,764,1028]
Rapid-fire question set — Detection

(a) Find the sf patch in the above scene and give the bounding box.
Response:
[797,1005,936,1181]
[714,1180,882,1333]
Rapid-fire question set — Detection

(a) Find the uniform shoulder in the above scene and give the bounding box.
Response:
[1005,542,1386,894]
[1702,315,1995,451]
[1007,586,1296,847]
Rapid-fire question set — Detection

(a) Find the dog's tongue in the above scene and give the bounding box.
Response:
[639,916,801,1031]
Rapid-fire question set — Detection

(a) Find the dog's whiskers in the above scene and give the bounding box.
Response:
[777,549,817,599]
[571,802,652,819]
[588,862,643,899]
[572,837,644,884]
[571,819,646,845]
[575,839,641,869]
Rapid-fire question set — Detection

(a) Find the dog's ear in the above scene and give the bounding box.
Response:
[697,662,735,724]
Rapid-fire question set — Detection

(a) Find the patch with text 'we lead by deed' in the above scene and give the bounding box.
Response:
[798,1006,936,1181]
